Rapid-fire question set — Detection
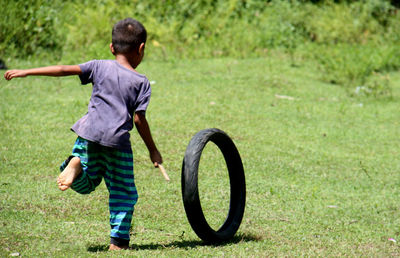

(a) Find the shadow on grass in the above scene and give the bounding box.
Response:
[87,232,261,252]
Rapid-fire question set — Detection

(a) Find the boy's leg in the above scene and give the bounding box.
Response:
[59,137,105,194]
[102,147,138,248]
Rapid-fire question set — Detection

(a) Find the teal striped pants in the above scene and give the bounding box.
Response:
[60,137,138,243]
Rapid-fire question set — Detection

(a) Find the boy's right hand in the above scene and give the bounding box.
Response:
[4,70,27,80]
[150,149,163,167]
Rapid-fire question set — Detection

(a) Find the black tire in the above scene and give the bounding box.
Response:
[181,128,246,243]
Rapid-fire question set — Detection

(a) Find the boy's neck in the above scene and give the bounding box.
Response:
[115,54,139,72]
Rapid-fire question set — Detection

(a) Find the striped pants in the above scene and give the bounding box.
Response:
[60,137,138,243]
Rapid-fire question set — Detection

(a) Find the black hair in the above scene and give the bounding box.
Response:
[112,18,147,54]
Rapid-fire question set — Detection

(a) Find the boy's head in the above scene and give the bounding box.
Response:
[111,18,147,55]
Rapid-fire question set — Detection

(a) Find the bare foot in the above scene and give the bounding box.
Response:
[109,244,129,250]
[57,156,82,191]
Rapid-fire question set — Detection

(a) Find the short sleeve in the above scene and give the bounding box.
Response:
[79,60,97,85]
[135,79,152,113]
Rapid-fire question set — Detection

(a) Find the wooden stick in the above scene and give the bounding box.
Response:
[158,164,170,181]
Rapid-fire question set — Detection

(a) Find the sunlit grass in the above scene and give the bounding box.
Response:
[198,142,231,231]
[1,56,400,256]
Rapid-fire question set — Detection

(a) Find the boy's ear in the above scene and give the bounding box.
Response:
[110,43,116,55]
[138,43,145,55]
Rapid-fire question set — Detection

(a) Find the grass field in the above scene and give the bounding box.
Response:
[1,54,400,256]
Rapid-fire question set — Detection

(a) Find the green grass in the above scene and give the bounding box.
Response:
[1,54,400,256]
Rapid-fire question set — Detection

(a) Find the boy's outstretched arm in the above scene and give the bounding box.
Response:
[134,112,163,167]
[4,65,82,80]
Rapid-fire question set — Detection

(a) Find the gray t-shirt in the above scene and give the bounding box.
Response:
[71,60,151,150]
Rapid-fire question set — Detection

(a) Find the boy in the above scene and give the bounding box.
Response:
[4,18,162,250]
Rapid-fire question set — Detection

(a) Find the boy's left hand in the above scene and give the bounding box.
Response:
[4,70,27,80]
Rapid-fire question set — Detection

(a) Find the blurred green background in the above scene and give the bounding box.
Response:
[1,0,400,95]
